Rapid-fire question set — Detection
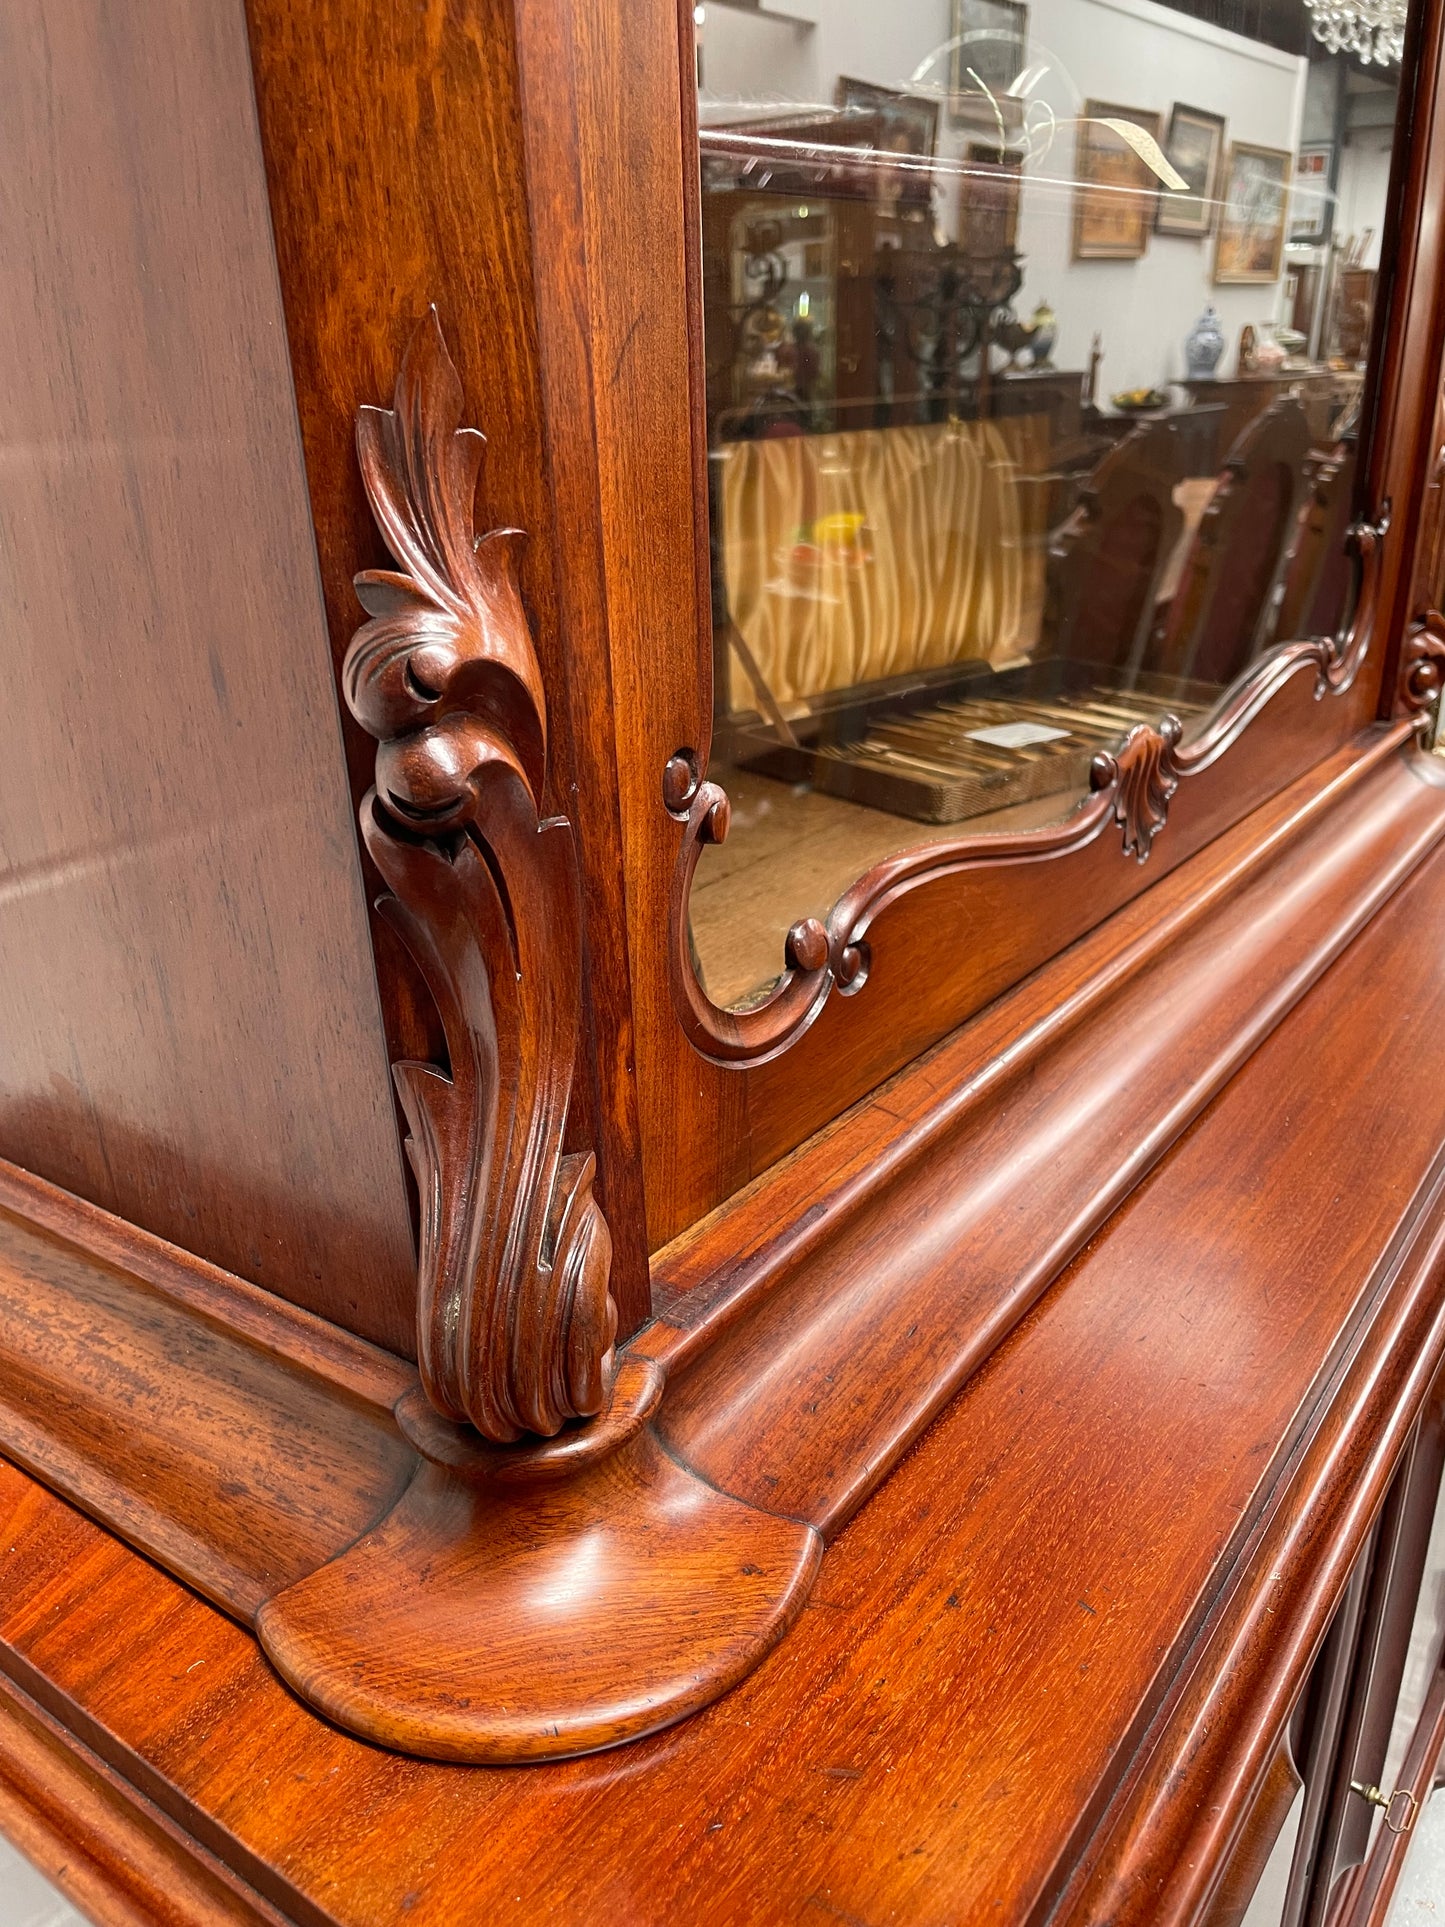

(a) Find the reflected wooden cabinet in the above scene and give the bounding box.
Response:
[8,0,1445,1922]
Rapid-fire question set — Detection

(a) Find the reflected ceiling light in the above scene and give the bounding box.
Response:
[1302,0,1405,65]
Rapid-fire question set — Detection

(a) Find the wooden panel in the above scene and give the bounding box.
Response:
[241,0,653,1332]
[0,0,416,1348]
[0,1162,414,1619]
[0,1672,284,1927]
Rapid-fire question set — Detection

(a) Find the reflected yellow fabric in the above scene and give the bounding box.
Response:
[716,415,1049,708]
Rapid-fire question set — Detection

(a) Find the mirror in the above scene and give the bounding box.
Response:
[691,0,1407,1011]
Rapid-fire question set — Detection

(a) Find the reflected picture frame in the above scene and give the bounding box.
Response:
[1291,142,1334,244]
[949,0,1028,112]
[1072,102,1163,261]
[958,141,1023,256]
[1154,103,1226,239]
[1214,140,1292,284]
[834,76,940,163]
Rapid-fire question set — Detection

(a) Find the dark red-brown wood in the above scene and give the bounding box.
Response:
[0,0,416,1348]
[243,0,655,1329]
[343,313,616,1441]
[11,761,1445,1910]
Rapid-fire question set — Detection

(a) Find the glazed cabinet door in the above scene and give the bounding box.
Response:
[1223,1384,1445,1926]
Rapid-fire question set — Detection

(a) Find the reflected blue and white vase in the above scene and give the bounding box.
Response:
[1185,305,1226,379]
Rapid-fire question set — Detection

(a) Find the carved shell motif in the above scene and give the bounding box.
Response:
[1090,717,1184,864]
[344,311,616,1442]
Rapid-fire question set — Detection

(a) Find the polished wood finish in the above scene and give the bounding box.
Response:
[0,0,416,1347]
[6,0,1445,1909]
[258,1430,819,1764]
[0,1672,281,1927]
[241,0,653,1331]
[0,1159,412,1619]
[344,313,615,1439]
[0,727,1437,1769]
[652,731,1437,1533]
[1202,1733,1302,1927]
[12,755,1445,1908]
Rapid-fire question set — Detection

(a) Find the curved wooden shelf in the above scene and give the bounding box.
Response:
[258,1437,820,1764]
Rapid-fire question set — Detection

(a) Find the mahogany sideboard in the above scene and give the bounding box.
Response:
[8,0,1445,1922]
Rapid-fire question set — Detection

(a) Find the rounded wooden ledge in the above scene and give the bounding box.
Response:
[255,1429,822,1763]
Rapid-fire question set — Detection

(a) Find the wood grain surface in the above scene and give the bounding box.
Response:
[0,731,1433,1770]
[0,1169,413,1619]
[0,1672,284,1927]
[242,0,655,1330]
[0,0,417,1347]
[650,734,1445,1539]
[9,758,1445,1916]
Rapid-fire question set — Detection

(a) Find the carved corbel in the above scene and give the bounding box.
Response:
[252,313,819,1769]
[342,310,616,1442]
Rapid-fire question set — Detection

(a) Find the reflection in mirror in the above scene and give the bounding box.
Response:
[690,0,1407,1011]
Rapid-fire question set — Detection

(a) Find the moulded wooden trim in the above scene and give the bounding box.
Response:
[2,725,1443,1765]
[0,1670,286,1927]
[0,1160,411,1414]
[0,1183,416,1619]
[1050,1141,1445,1926]
[643,731,1445,1535]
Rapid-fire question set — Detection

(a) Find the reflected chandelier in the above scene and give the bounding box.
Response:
[1302,0,1405,64]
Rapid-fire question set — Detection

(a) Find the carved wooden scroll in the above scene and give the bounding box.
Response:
[1401,611,1445,716]
[667,509,1390,1067]
[344,311,616,1441]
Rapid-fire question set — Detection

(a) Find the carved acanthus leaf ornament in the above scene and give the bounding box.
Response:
[344,311,616,1442]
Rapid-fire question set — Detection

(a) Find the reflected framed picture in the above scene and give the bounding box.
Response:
[1154,103,1226,238]
[1291,142,1334,244]
[834,77,940,162]
[1072,102,1163,260]
[949,0,1028,103]
[1214,141,1292,283]
[958,141,1023,256]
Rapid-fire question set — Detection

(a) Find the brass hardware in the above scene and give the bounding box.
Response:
[1349,1780,1419,1834]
